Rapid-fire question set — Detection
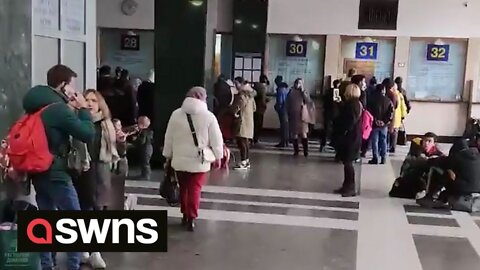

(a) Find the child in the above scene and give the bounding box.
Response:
[112,119,137,177]
[136,116,154,180]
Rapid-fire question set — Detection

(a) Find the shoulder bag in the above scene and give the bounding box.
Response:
[186,114,216,164]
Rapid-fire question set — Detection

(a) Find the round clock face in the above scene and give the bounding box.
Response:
[121,0,138,16]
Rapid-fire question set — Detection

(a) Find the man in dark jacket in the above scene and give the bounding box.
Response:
[253,75,270,145]
[367,84,394,164]
[137,69,155,121]
[438,139,480,197]
[23,65,95,270]
[274,76,289,147]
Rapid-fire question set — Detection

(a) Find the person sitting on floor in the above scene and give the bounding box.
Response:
[417,138,480,209]
[389,132,445,199]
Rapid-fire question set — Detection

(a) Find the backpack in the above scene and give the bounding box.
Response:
[7,105,53,174]
[361,109,374,140]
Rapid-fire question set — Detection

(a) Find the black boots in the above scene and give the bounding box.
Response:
[293,140,299,156]
[293,139,308,157]
[302,138,309,157]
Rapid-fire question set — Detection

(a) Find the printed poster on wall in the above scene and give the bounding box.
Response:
[61,0,85,34]
[33,0,59,32]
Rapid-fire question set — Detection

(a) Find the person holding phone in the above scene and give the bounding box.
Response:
[22,64,95,270]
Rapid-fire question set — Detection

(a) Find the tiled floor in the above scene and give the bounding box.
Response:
[43,142,480,269]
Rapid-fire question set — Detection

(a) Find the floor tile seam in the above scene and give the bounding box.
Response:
[125,180,361,202]
[135,204,359,231]
[128,193,359,213]
[125,187,359,208]
[451,211,480,258]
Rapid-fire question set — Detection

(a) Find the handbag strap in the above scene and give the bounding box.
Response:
[186,114,199,147]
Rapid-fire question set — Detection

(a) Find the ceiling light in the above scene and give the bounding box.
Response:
[189,0,203,7]
[235,19,243,24]
[251,24,259,29]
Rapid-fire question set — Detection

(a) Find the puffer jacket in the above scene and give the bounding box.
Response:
[232,85,256,139]
[163,97,224,173]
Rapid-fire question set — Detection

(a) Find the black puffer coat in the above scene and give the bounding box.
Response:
[335,99,362,162]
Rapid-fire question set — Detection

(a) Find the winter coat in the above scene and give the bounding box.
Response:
[163,97,224,173]
[232,86,256,139]
[391,89,408,129]
[274,83,289,114]
[286,88,311,137]
[367,92,394,128]
[447,141,480,195]
[213,79,234,115]
[22,86,95,183]
[253,82,268,114]
[336,99,362,162]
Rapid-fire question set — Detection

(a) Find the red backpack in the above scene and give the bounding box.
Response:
[7,105,53,174]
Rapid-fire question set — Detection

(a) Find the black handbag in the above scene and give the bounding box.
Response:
[159,162,180,206]
[397,124,407,146]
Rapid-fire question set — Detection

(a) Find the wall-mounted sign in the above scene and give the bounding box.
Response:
[426,44,449,62]
[355,42,378,60]
[121,34,140,51]
[286,41,307,57]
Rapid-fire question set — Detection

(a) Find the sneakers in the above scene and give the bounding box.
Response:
[233,160,250,170]
[89,252,106,269]
[80,252,90,264]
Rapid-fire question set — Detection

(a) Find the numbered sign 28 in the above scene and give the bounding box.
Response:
[426,44,449,62]
[286,41,307,57]
[121,34,140,51]
[355,42,378,60]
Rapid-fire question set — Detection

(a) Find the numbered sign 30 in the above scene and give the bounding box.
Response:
[427,44,449,62]
[121,34,140,51]
[286,41,307,57]
[355,42,378,60]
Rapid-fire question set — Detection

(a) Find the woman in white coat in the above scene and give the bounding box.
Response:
[163,87,224,231]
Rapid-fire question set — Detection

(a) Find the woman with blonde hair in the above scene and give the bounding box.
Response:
[334,84,363,197]
[75,89,119,268]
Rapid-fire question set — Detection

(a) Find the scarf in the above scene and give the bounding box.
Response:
[92,112,119,163]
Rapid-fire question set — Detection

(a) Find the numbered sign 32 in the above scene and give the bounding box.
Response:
[355,42,378,60]
[286,41,307,57]
[121,34,140,51]
[427,44,449,62]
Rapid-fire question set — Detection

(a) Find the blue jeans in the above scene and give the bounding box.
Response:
[33,179,81,270]
[371,127,388,160]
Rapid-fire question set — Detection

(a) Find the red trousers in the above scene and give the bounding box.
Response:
[176,171,206,219]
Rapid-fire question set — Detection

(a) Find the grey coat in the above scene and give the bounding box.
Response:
[286,88,312,137]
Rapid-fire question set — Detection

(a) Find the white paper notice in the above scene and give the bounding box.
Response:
[34,0,59,31]
[243,71,252,82]
[252,71,261,82]
[235,57,243,69]
[243,58,253,70]
[234,70,243,78]
[253,58,262,70]
[61,0,85,34]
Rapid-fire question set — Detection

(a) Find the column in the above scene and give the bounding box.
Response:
[153,0,209,162]
[0,0,32,138]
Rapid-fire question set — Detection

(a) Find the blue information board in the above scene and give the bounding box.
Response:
[426,44,450,62]
[286,41,307,57]
[355,42,378,60]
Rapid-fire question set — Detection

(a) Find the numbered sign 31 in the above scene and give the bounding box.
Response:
[355,42,378,60]
[286,41,307,57]
[427,44,449,62]
[121,34,140,51]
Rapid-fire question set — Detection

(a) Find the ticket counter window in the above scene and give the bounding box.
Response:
[340,37,395,82]
[267,35,326,94]
[407,39,467,101]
